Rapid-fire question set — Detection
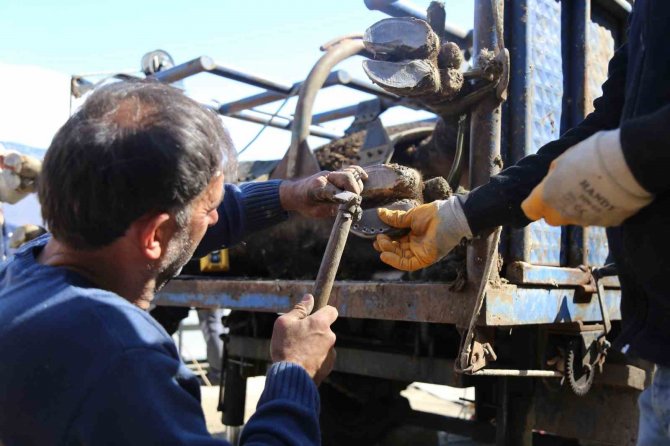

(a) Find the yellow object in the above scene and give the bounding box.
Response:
[199,249,230,273]
[521,162,575,227]
[374,203,442,271]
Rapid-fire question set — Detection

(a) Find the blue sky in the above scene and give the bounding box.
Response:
[0,0,474,159]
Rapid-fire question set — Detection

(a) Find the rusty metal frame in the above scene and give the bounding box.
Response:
[156,278,621,326]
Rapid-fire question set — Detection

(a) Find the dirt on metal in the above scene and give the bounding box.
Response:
[361,163,423,208]
[422,176,452,202]
[315,131,366,171]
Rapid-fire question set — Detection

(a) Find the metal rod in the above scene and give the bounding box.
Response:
[210,65,293,93]
[312,104,361,124]
[466,0,504,289]
[341,77,401,100]
[471,369,563,378]
[226,110,341,140]
[455,0,505,374]
[447,114,467,186]
[150,56,216,83]
[218,70,351,115]
[363,0,470,48]
[312,96,405,124]
[313,208,355,311]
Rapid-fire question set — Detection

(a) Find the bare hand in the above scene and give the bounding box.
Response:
[270,294,338,385]
[279,166,368,218]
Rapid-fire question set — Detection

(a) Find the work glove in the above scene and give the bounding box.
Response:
[373,196,472,271]
[522,129,653,227]
[0,150,41,204]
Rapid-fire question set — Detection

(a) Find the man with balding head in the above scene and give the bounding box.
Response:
[0,80,367,445]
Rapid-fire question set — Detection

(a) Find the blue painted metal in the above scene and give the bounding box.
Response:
[485,287,621,326]
[506,261,620,287]
[508,0,564,266]
[156,289,291,310]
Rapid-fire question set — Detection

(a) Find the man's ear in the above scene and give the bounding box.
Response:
[133,212,172,260]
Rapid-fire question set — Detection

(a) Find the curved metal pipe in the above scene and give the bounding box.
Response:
[287,38,366,178]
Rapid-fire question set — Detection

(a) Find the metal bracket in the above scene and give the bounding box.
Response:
[466,329,498,373]
[345,98,385,135]
[355,118,395,166]
[342,98,395,167]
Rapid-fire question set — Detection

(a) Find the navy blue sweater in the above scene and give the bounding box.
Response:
[0,181,320,445]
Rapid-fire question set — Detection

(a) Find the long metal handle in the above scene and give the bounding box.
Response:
[312,207,355,311]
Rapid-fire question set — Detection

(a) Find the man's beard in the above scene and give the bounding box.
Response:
[155,225,197,291]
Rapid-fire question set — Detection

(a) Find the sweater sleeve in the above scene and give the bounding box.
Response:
[195,180,288,257]
[67,348,229,445]
[620,104,670,194]
[461,41,629,234]
[240,362,321,446]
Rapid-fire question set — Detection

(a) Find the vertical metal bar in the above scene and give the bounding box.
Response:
[566,0,590,267]
[466,0,503,290]
[495,377,509,446]
[222,360,247,445]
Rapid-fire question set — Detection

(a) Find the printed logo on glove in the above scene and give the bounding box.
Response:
[521,129,653,227]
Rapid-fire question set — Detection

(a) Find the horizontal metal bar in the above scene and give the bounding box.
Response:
[470,369,563,378]
[311,96,420,124]
[218,70,351,115]
[156,278,621,326]
[342,76,400,100]
[506,261,620,288]
[150,56,216,83]
[227,336,457,385]
[311,104,360,124]
[210,64,292,94]
[363,0,471,48]
[224,109,341,140]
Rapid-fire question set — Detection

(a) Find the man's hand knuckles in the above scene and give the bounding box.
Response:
[274,315,293,331]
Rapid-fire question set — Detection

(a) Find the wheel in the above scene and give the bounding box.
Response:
[565,342,594,396]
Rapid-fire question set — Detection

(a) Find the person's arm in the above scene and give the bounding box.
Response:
[462,41,629,234]
[240,362,321,445]
[195,181,287,257]
[620,104,670,194]
[196,167,367,256]
[67,348,324,446]
[374,42,631,271]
